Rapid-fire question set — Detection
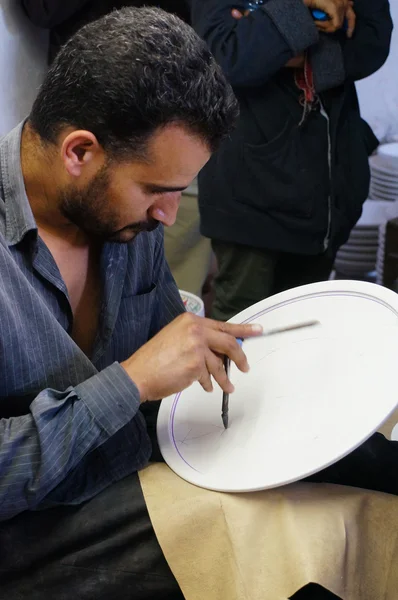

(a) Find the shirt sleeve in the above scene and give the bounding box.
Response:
[0,362,150,520]
[341,0,392,82]
[310,0,392,92]
[190,0,319,88]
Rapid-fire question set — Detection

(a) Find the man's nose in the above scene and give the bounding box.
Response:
[150,193,181,227]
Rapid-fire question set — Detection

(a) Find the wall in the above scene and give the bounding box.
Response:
[0,0,47,136]
[357,0,398,142]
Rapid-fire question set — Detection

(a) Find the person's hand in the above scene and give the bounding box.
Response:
[121,312,263,402]
[304,0,353,35]
[344,1,356,39]
[231,8,249,19]
[232,1,355,38]
[313,0,356,37]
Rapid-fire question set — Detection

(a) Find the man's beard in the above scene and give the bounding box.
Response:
[59,166,158,243]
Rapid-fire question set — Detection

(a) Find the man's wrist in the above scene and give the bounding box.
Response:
[120,360,148,403]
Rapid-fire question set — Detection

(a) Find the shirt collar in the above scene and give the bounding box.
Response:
[0,121,38,246]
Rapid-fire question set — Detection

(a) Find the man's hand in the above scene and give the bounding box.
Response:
[304,0,355,37]
[344,2,356,39]
[122,313,263,402]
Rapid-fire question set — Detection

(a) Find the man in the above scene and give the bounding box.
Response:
[0,8,264,597]
[190,0,393,320]
[3,7,398,600]
[23,0,212,301]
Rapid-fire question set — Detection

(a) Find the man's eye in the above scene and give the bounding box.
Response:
[148,190,167,197]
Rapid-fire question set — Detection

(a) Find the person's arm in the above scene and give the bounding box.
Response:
[342,0,392,81]
[310,0,392,92]
[0,363,147,521]
[190,0,319,88]
[21,0,92,28]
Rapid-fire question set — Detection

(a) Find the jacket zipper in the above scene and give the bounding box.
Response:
[320,100,332,252]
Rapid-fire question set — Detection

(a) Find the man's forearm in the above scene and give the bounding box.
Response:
[0,363,144,520]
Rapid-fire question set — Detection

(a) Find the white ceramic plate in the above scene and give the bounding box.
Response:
[370,177,398,189]
[370,194,397,204]
[370,190,398,200]
[334,260,376,273]
[370,183,398,194]
[370,191,398,201]
[371,170,398,182]
[356,200,393,227]
[378,143,398,159]
[337,245,377,256]
[335,256,376,263]
[370,155,398,177]
[337,247,377,257]
[345,240,379,249]
[348,230,379,242]
[157,281,398,492]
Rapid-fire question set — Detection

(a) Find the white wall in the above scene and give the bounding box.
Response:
[357,0,398,142]
[0,0,48,136]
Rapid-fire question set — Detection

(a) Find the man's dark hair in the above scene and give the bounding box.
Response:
[29,7,238,158]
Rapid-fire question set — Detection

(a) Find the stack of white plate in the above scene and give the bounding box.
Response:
[369,144,398,202]
[335,200,393,276]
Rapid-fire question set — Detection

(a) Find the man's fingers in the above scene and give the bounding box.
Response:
[206,330,250,373]
[345,5,356,37]
[205,350,234,394]
[315,20,339,33]
[327,4,345,30]
[198,353,214,393]
[204,317,263,340]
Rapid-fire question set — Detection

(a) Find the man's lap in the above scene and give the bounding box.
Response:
[0,471,184,600]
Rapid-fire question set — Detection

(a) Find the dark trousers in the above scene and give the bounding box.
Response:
[0,401,183,600]
[211,240,335,321]
[0,474,184,600]
[0,471,184,600]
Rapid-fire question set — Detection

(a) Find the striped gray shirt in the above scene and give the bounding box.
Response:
[0,123,184,520]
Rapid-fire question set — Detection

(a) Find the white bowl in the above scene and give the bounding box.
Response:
[179,290,205,317]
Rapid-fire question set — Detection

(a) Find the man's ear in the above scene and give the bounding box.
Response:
[61,130,103,177]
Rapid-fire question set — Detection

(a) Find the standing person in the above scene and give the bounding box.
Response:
[190,0,392,321]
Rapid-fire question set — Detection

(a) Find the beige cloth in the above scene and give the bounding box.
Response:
[139,407,398,600]
[163,191,211,298]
